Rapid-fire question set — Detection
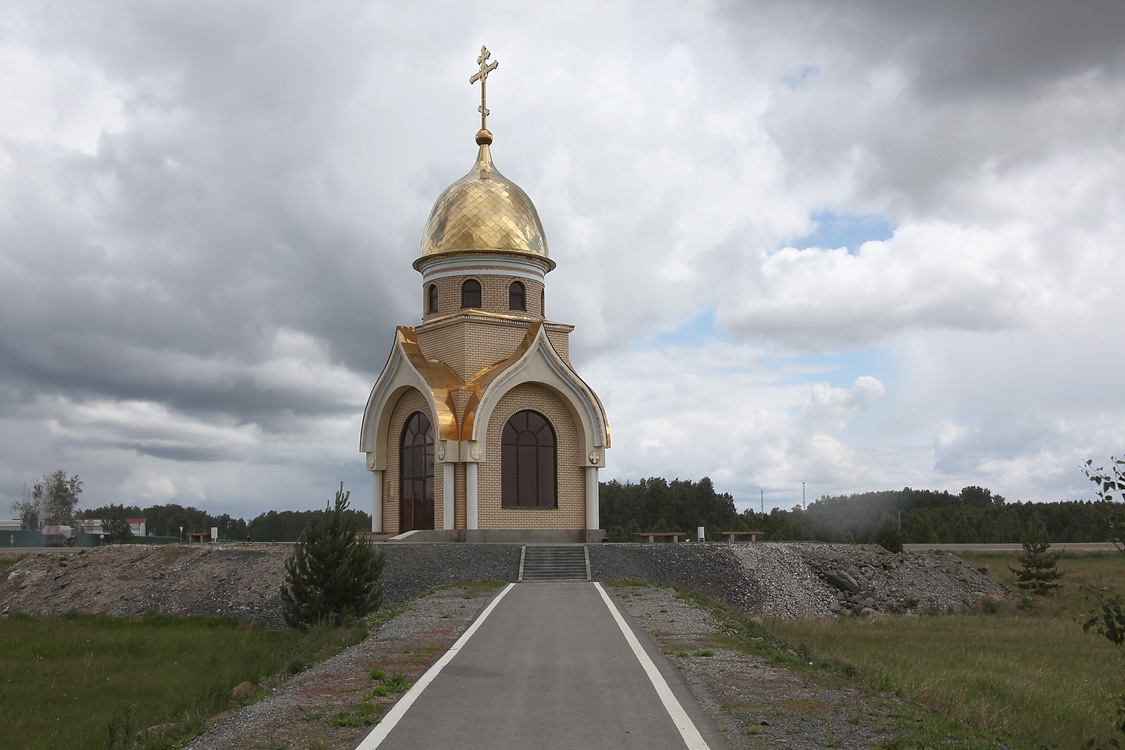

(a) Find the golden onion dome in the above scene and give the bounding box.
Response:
[417,129,553,270]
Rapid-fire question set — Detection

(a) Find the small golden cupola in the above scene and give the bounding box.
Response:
[416,44,552,271]
[416,130,553,269]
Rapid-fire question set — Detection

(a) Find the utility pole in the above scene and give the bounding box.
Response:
[760,489,764,514]
[802,481,806,511]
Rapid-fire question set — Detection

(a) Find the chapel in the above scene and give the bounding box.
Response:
[359,48,610,542]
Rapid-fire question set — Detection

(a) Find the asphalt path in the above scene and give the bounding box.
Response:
[355,582,727,750]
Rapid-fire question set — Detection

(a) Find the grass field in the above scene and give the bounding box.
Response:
[0,611,366,749]
[766,551,1125,749]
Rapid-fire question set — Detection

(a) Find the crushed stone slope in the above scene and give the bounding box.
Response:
[0,542,1007,624]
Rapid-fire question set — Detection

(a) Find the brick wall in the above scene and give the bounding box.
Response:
[477,382,585,530]
[545,327,570,363]
[416,319,531,382]
[422,272,544,323]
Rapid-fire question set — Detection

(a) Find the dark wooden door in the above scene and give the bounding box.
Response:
[400,412,435,531]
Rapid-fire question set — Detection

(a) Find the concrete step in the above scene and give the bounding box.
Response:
[520,546,589,581]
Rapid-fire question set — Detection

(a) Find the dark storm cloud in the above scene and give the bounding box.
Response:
[0,0,420,426]
[720,0,1125,97]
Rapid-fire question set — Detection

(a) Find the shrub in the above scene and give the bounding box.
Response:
[1009,514,1064,596]
[384,673,411,693]
[280,483,385,631]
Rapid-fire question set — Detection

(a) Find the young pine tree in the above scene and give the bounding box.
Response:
[280,483,385,631]
[1009,514,1064,596]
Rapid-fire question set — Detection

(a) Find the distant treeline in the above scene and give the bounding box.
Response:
[79,479,1111,545]
[77,504,371,543]
[600,479,1112,544]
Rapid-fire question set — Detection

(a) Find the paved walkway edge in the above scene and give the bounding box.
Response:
[354,582,516,749]
[594,582,710,750]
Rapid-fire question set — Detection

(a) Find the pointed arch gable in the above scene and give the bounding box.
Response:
[470,325,610,463]
[360,327,461,469]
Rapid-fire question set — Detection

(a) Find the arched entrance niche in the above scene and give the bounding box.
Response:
[400,411,435,531]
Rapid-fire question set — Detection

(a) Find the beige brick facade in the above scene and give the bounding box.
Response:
[422,272,544,323]
[545,327,569,364]
[415,319,529,381]
[477,383,585,530]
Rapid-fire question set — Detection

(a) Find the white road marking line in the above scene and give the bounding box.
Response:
[594,582,711,750]
[355,582,516,749]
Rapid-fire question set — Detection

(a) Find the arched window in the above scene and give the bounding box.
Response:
[400,412,434,531]
[508,280,526,311]
[427,284,438,314]
[461,279,481,308]
[502,410,557,508]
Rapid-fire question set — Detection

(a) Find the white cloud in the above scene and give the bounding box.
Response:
[1,0,1123,517]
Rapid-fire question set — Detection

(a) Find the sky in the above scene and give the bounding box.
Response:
[2,0,1124,519]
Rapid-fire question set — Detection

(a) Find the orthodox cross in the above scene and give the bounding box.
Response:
[469,46,499,131]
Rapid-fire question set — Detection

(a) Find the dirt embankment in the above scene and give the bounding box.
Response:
[0,542,1008,625]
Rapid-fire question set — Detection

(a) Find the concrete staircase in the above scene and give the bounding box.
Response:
[520,545,589,581]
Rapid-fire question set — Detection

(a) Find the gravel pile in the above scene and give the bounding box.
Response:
[796,543,1009,615]
[0,544,521,626]
[589,542,1009,617]
[0,541,1008,624]
[0,545,291,626]
[731,543,837,618]
[587,543,749,604]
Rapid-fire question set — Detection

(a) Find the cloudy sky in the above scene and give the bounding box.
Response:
[2,0,1123,519]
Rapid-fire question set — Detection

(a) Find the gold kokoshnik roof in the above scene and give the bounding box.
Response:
[418,136,552,268]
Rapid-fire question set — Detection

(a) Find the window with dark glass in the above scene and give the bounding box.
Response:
[427,284,438,314]
[508,280,526,311]
[461,279,481,308]
[501,410,557,508]
[400,412,434,531]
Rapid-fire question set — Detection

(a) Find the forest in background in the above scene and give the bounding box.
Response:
[76,504,371,543]
[75,477,1112,545]
[599,478,1111,544]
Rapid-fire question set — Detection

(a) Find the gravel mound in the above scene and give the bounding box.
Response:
[731,543,837,618]
[0,545,290,625]
[588,543,749,604]
[0,541,1007,624]
[797,543,1010,615]
[590,542,1009,617]
[0,544,521,626]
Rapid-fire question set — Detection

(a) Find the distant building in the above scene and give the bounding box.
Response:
[77,518,147,537]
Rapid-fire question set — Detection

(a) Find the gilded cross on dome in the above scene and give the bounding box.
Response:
[469,46,499,134]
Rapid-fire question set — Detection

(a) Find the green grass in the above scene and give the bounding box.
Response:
[0,611,366,749]
[766,551,1125,749]
[458,580,507,598]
